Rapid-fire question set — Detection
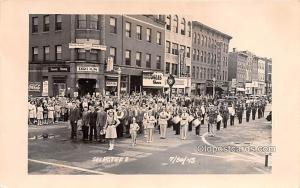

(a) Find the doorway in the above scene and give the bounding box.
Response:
[78,79,96,97]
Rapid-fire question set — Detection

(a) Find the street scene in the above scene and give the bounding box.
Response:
[28,14,272,174]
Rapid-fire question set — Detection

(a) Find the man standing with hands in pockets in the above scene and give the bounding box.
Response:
[69,101,81,141]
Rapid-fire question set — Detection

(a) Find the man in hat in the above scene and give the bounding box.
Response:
[69,101,81,140]
[88,106,98,142]
[245,103,251,122]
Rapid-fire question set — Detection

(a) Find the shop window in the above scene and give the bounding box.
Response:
[32,17,38,33]
[43,15,50,32]
[125,50,131,65]
[90,49,98,61]
[110,17,117,33]
[55,14,62,30]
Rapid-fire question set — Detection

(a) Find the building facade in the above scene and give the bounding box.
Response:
[191,21,231,96]
[264,58,272,95]
[29,14,165,97]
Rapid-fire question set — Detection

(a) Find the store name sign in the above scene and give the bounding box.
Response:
[106,81,117,87]
[48,66,70,72]
[77,66,99,73]
[69,43,106,51]
[143,71,164,87]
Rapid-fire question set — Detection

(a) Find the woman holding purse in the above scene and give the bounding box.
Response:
[105,109,120,150]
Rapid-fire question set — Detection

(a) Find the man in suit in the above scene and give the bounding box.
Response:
[246,103,251,122]
[69,101,81,140]
[88,106,98,142]
[96,105,107,142]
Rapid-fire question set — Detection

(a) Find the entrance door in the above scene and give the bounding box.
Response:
[78,79,96,97]
[130,75,142,94]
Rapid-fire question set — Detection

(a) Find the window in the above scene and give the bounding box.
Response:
[125,50,131,65]
[90,49,98,61]
[204,52,207,63]
[77,48,86,60]
[201,51,203,62]
[77,15,86,29]
[214,54,217,64]
[136,52,141,67]
[187,22,191,37]
[32,17,38,33]
[186,47,190,58]
[208,53,211,64]
[55,45,62,60]
[32,47,38,61]
[198,34,201,44]
[208,69,210,80]
[110,47,116,64]
[110,17,117,33]
[201,35,204,46]
[55,14,62,30]
[211,68,213,79]
[43,15,50,31]
[90,15,99,29]
[166,62,170,74]
[200,67,203,79]
[146,54,151,68]
[205,36,207,47]
[166,15,171,30]
[186,66,190,76]
[208,38,211,48]
[172,64,178,76]
[166,41,171,53]
[43,46,50,61]
[192,66,195,78]
[192,49,196,60]
[156,31,162,45]
[197,50,200,61]
[156,56,161,69]
[136,25,142,40]
[193,32,196,43]
[196,67,199,79]
[180,45,185,55]
[214,69,216,78]
[204,68,206,79]
[172,43,178,55]
[181,18,185,35]
[125,22,131,37]
[173,15,178,33]
[146,28,151,42]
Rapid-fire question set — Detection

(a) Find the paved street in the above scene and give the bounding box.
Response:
[28,104,272,174]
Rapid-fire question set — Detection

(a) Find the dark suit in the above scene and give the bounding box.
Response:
[69,107,81,139]
[96,110,107,141]
[89,111,98,141]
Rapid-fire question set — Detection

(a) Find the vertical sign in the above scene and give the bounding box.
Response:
[179,52,186,77]
[42,80,48,96]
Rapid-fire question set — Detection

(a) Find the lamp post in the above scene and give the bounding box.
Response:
[116,67,121,100]
[213,77,216,99]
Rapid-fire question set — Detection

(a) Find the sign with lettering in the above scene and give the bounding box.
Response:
[106,81,117,87]
[77,66,99,73]
[69,43,106,51]
[48,66,70,72]
[42,80,48,96]
[28,82,41,92]
[143,71,164,87]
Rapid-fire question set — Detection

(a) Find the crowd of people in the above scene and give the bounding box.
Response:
[28,92,270,151]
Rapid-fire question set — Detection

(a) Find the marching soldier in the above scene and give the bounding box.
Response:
[158,106,170,139]
[236,102,244,124]
[207,104,218,137]
[252,102,257,120]
[245,103,251,122]
[228,104,235,126]
[180,107,189,140]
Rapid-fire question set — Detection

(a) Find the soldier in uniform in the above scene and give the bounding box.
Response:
[257,101,262,119]
[236,102,244,124]
[252,102,257,120]
[158,106,170,139]
[221,103,229,129]
[245,103,251,122]
[207,104,218,137]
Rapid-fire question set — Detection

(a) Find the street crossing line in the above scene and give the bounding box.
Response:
[28,158,114,175]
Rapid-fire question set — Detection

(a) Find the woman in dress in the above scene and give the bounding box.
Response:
[36,104,44,126]
[28,101,36,125]
[144,109,156,143]
[43,103,48,125]
[105,109,120,150]
[48,103,54,124]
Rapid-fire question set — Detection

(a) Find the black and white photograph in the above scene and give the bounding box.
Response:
[27,14,273,175]
[0,1,299,188]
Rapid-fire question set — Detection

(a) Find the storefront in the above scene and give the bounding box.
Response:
[142,71,164,95]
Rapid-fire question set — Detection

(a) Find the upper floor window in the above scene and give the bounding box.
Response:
[146,54,151,68]
[146,28,152,42]
[197,34,201,44]
[55,14,62,30]
[90,49,98,61]
[156,31,162,45]
[32,47,38,61]
[32,17,38,33]
[125,22,131,37]
[55,45,62,60]
[180,18,186,35]
[166,41,171,53]
[172,43,179,55]
[77,48,86,60]
[166,62,170,74]
[43,15,50,32]
[166,15,171,30]
[193,32,196,43]
[156,55,161,69]
[125,50,131,65]
[172,15,178,33]
[136,25,142,40]
[110,47,117,64]
[187,22,191,37]
[90,15,99,30]
[136,52,141,67]
[186,47,190,58]
[110,17,117,33]
[192,66,195,78]
[43,46,50,61]
[77,15,87,29]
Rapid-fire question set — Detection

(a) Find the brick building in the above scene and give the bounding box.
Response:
[29,14,165,97]
[191,21,232,95]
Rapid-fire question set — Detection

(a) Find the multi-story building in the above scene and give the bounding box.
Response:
[191,21,231,96]
[162,15,193,95]
[264,57,272,95]
[29,14,165,97]
[257,58,266,95]
[228,49,248,94]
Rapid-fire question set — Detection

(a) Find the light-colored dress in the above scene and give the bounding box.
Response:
[36,106,44,120]
[130,123,140,135]
[105,116,120,139]
[48,106,54,119]
[28,104,36,118]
